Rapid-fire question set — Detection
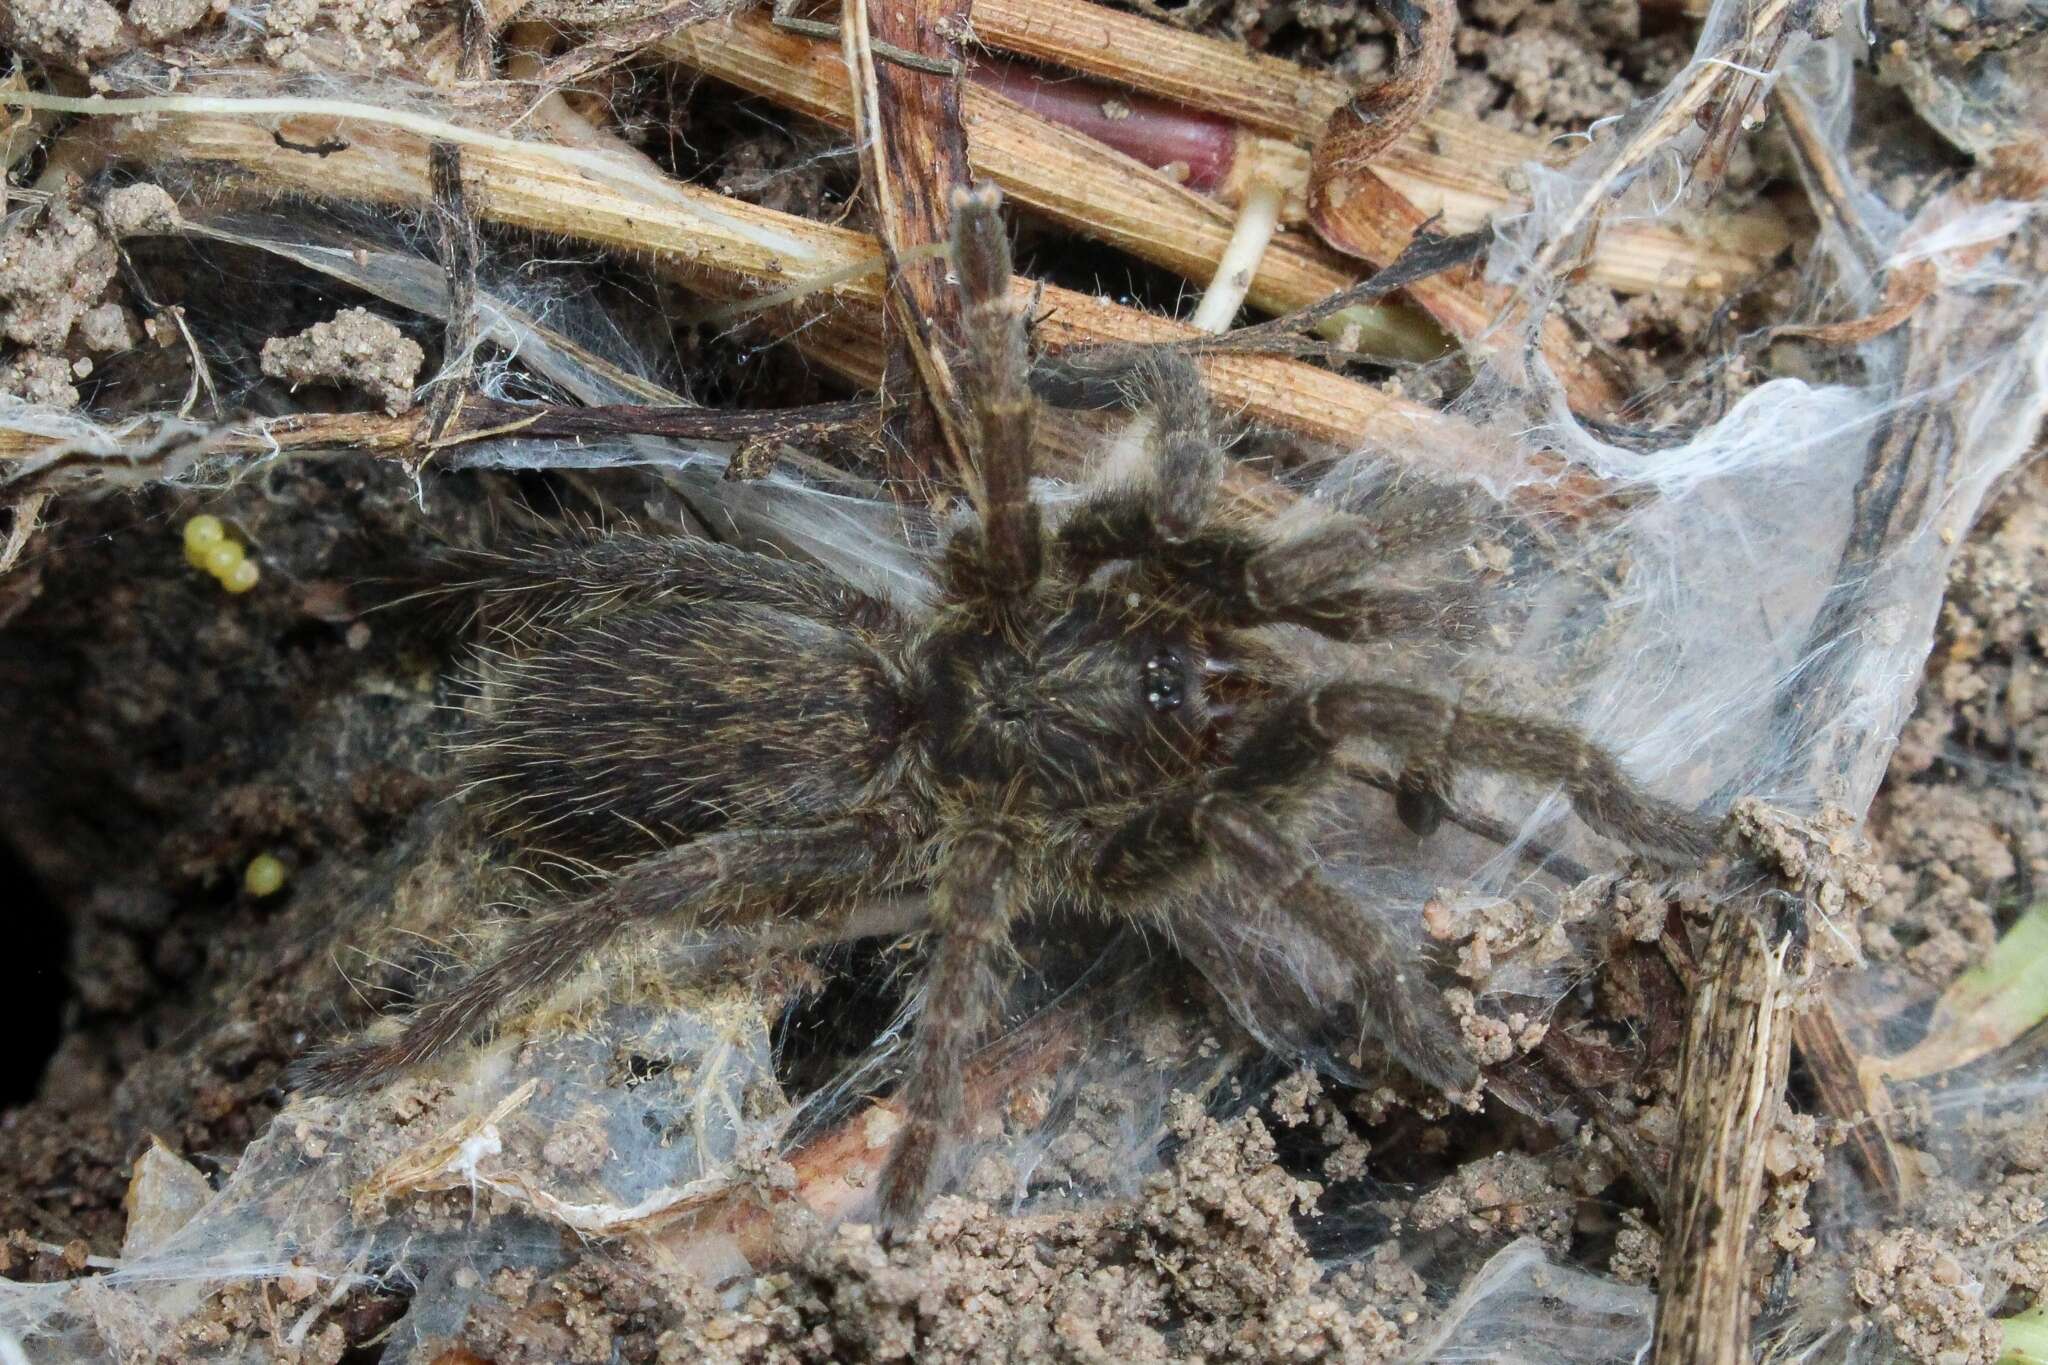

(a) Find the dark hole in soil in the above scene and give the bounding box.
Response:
[0,838,69,1107]
[773,937,904,1103]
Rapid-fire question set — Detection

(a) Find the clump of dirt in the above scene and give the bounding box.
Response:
[1852,1228,2003,1365]
[1759,1113,1827,1258]
[128,0,223,44]
[648,1094,1421,1364]
[96,183,182,238]
[0,187,134,409]
[0,0,129,68]
[1873,463,2048,984]
[1608,1210,1660,1286]
[167,1276,350,1364]
[259,307,426,416]
[1726,800,1881,975]
[1410,1150,1573,1247]
[1867,781,2010,981]
[261,0,424,71]
[1462,22,1636,127]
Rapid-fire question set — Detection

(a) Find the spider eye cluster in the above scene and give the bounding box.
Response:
[1143,651,1186,713]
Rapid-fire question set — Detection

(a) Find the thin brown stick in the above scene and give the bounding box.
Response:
[1651,900,1802,1365]
[0,492,48,576]
[1524,0,1796,285]
[1771,82,1884,279]
[1311,141,1625,416]
[533,0,745,88]
[842,0,975,489]
[1774,152,2048,767]
[415,0,530,84]
[1792,995,1905,1206]
[968,0,1342,140]
[425,141,482,442]
[1308,0,1454,174]
[0,400,885,489]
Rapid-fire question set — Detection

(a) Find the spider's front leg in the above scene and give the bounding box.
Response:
[294,818,901,1095]
[942,185,1044,603]
[1054,356,1478,643]
[874,829,1022,1234]
[1091,792,1478,1094]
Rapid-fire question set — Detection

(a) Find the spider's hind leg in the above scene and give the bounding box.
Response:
[294,819,897,1095]
[435,531,900,640]
[1227,678,1718,863]
[1091,792,1478,1095]
[874,829,1021,1234]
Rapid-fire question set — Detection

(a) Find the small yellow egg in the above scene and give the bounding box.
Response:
[220,558,261,595]
[200,538,246,579]
[183,515,226,555]
[244,853,288,898]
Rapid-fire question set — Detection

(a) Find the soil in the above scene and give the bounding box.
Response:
[1,0,2045,1362]
[260,308,426,416]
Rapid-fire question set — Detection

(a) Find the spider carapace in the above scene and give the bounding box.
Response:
[298,186,1713,1231]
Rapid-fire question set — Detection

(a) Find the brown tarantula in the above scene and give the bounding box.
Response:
[298,186,1713,1229]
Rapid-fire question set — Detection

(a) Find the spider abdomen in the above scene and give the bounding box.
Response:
[460,602,906,858]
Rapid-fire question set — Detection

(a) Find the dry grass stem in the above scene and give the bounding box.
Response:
[841,0,976,486]
[0,399,883,481]
[963,0,1790,294]
[1792,996,1905,1206]
[1314,148,1625,415]
[1652,903,1803,1365]
[66,105,1500,468]
[661,13,1357,317]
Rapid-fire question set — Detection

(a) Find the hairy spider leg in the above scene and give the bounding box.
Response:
[873,829,1022,1233]
[430,530,901,638]
[1090,789,1477,1094]
[1056,359,1479,645]
[294,819,900,1094]
[943,184,1043,602]
[1225,679,1717,862]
